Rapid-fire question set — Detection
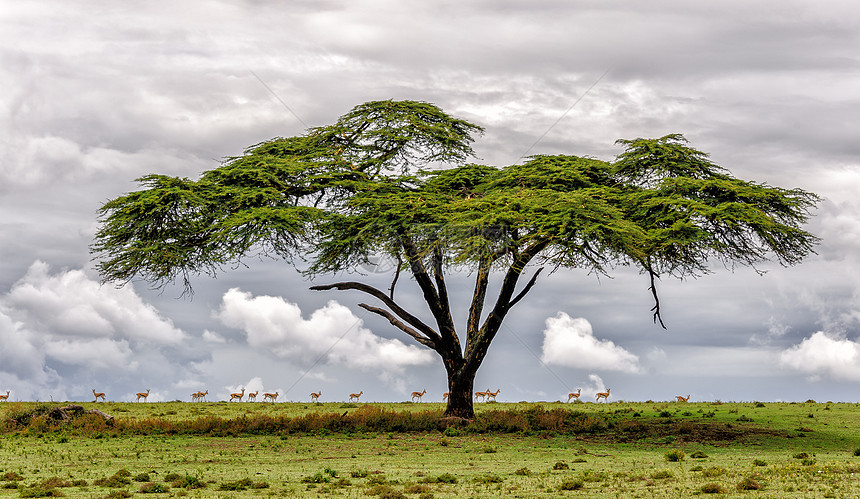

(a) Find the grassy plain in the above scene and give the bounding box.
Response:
[2,400,860,497]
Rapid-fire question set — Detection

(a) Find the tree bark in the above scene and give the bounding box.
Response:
[442,358,476,419]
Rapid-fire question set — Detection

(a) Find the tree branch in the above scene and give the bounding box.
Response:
[388,253,402,300]
[358,303,437,349]
[467,255,491,336]
[648,267,667,330]
[310,281,441,343]
[508,267,545,309]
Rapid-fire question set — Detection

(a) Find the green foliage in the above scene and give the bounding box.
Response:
[665,449,685,462]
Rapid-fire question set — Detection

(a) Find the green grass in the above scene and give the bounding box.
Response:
[1,400,860,497]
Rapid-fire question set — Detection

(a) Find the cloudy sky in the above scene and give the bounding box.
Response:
[2,0,860,404]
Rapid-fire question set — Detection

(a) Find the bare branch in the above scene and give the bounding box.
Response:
[508,267,545,309]
[648,268,667,330]
[310,281,441,343]
[358,303,437,349]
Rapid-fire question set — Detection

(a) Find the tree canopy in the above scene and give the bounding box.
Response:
[92,100,819,417]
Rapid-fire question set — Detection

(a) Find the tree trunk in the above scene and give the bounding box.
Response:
[443,370,475,419]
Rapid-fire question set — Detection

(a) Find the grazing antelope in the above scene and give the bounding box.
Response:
[310,391,321,403]
[92,389,106,402]
[442,392,449,401]
[136,389,150,402]
[567,389,581,403]
[230,388,245,402]
[411,389,426,403]
[0,391,9,402]
[486,389,500,402]
[349,391,363,402]
[192,390,208,402]
[247,391,259,402]
[676,394,690,403]
[263,392,279,403]
[595,388,610,402]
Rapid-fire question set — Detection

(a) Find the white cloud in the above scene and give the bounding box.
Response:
[5,261,186,344]
[540,313,640,373]
[779,331,860,381]
[202,330,227,343]
[215,288,434,377]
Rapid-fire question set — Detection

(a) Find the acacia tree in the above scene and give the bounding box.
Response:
[92,100,819,418]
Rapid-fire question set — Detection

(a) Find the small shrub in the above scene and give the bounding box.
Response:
[171,475,205,489]
[93,469,131,488]
[350,470,370,479]
[665,449,685,462]
[365,484,405,498]
[403,484,430,494]
[473,474,503,484]
[162,473,182,482]
[101,491,132,498]
[219,478,267,491]
[690,465,704,472]
[139,482,169,493]
[701,482,727,494]
[133,472,151,482]
[650,470,674,480]
[300,473,329,484]
[514,467,531,476]
[753,459,767,466]
[702,467,727,478]
[558,478,584,490]
[801,458,816,466]
[793,452,810,459]
[580,470,609,482]
[690,451,709,459]
[2,471,23,481]
[552,461,569,470]
[419,473,457,484]
[736,475,764,491]
[854,448,860,457]
[659,410,672,418]
[754,402,765,408]
[442,427,460,437]
[367,475,388,485]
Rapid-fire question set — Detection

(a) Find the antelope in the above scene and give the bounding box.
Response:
[247,391,259,402]
[230,387,245,402]
[349,391,363,402]
[0,391,9,402]
[442,392,449,401]
[595,388,610,402]
[475,389,490,402]
[310,391,321,402]
[676,394,690,403]
[567,389,581,402]
[193,390,208,402]
[411,389,426,403]
[263,392,279,402]
[136,389,150,402]
[92,389,106,402]
[486,389,500,402]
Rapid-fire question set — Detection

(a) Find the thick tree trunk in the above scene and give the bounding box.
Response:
[443,370,475,419]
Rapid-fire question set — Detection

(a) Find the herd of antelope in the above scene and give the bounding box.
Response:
[1,388,691,404]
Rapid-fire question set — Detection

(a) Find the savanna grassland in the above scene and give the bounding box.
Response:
[2,400,860,498]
